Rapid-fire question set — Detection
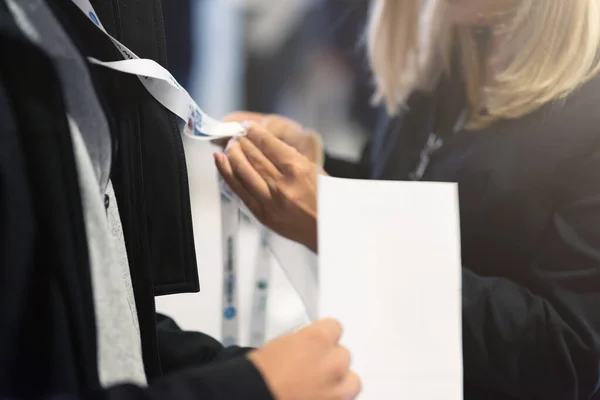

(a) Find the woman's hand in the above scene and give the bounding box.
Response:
[223,112,324,166]
[214,123,320,253]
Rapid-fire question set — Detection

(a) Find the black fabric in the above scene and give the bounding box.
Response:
[323,142,370,179]
[56,0,200,297]
[49,0,200,382]
[156,314,255,376]
[93,0,200,297]
[326,70,600,399]
[0,8,97,396]
[323,106,385,179]
[0,1,274,399]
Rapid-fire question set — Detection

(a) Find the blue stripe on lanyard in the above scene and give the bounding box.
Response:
[221,190,240,345]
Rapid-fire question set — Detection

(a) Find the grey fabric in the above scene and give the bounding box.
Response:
[69,117,146,387]
[106,180,141,340]
[8,0,146,387]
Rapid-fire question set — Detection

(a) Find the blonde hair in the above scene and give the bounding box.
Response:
[367,0,600,128]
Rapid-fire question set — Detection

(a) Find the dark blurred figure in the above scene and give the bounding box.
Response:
[244,3,314,114]
[318,0,376,133]
[244,0,376,133]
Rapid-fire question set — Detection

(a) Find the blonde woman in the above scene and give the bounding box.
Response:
[217,0,600,398]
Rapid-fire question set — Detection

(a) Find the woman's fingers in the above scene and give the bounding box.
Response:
[238,136,281,187]
[213,112,264,148]
[225,140,272,203]
[214,153,263,217]
[338,371,362,399]
[244,124,300,173]
[214,123,319,251]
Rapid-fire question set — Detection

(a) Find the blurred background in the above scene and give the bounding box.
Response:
[156,0,376,346]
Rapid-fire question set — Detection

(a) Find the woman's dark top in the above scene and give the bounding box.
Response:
[325,70,600,399]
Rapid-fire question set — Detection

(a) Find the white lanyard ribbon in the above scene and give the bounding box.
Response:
[220,186,240,346]
[219,188,272,347]
[220,178,318,346]
[68,0,245,139]
[70,0,316,344]
[249,228,271,347]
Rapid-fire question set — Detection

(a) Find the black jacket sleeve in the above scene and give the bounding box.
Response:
[156,313,255,375]
[462,149,600,399]
[324,153,366,179]
[0,81,274,400]
[0,359,271,400]
[323,107,391,179]
[96,357,272,400]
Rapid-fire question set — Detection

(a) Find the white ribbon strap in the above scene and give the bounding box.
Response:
[68,0,245,139]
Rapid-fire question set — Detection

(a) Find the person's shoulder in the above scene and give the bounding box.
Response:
[556,72,600,123]
[511,72,600,155]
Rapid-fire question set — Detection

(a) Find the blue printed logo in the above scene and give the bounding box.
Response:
[88,11,100,26]
[222,336,236,347]
[257,280,268,290]
[225,274,235,302]
[184,106,206,137]
[224,306,237,320]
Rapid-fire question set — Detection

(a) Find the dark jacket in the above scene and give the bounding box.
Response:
[0,0,272,398]
[326,72,600,399]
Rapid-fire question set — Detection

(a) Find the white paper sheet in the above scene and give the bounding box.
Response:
[318,176,463,400]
